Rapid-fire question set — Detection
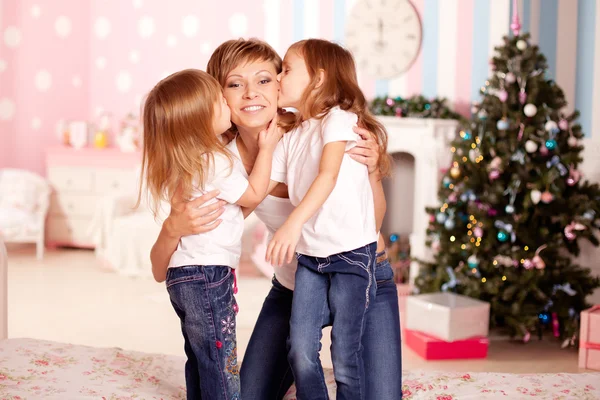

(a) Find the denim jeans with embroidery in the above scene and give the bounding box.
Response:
[166,265,240,400]
[288,242,377,400]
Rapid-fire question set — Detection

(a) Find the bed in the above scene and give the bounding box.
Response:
[1,240,600,399]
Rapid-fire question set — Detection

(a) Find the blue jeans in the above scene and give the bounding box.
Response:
[166,265,240,400]
[288,242,377,400]
[363,252,403,399]
[240,251,402,399]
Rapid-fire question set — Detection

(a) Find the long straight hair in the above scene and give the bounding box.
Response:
[138,69,232,217]
[288,39,391,177]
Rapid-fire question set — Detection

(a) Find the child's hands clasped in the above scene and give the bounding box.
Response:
[265,219,302,267]
[258,114,283,152]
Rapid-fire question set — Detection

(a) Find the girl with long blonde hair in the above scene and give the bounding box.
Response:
[140,68,281,400]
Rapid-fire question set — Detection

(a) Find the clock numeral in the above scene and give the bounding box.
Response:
[406,33,416,40]
[404,15,413,22]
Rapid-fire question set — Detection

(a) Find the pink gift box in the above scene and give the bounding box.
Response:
[405,329,489,360]
[579,305,600,370]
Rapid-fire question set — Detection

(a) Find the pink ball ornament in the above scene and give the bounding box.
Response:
[448,193,458,202]
[533,255,545,269]
[489,170,501,181]
[519,92,527,104]
[386,98,394,106]
[559,119,569,130]
[429,215,435,223]
[498,90,508,102]
[473,227,483,238]
[567,169,582,186]
[523,259,534,269]
[568,136,578,147]
[395,107,403,117]
[541,191,554,203]
[506,72,516,84]
[540,145,549,156]
[490,156,502,170]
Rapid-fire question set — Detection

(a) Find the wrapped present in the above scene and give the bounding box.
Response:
[405,329,488,360]
[406,292,489,341]
[579,305,600,370]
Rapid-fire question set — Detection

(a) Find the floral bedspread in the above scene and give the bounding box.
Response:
[1,338,599,399]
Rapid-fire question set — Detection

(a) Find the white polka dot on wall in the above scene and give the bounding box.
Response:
[0,98,16,121]
[201,42,211,55]
[130,51,140,64]
[72,75,82,87]
[96,57,107,69]
[35,70,52,92]
[0,60,7,73]
[4,27,22,48]
[229,13,248,37]
[55,16,72,38]
[182,15,199,38]
[138,16,155,38]
[133,0,143,9]
[31,5,41,18]
[31,117,42,130]
[95,17,111,39]
[116,71,133,93]
[167,35,177,47]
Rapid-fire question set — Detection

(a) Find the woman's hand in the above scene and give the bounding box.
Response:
[347,126,380,174]
[265,220,302,267]
[164,186,227,238]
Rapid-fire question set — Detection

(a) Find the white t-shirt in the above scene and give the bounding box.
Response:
[168,150,249,269]
[271,106,377,257]
[228,137,297,290]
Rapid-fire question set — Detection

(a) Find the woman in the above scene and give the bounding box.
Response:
[150,38,402,400]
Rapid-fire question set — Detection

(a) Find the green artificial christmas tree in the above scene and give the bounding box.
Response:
[416,26,600,345]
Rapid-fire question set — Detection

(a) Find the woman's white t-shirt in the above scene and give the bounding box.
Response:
[271,107,377,257]
[168,151,249,269]
[228,136,297,290]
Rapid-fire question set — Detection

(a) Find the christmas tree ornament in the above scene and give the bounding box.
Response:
[488,208,498,217]
[545,139,557,151]
[440,266,458,292]
[558,119,569,130]
[429,214,435,223]
[519,91,527,104]
[497,118,509,130]
[478,109,488,120]
[498,89,508,102]
[444,218,455,230]
[505,204,515,214]
[568,136,579,147]
[448,192,458,203]
[566,168,582,186]
[523,103,537,117]
[473,227,484,238]
[552,312,560,338]
[467,255,479,268]
[450,166,461,179]
[436,212,447,224]
[494,221,515,242]
[471,104,478,114]
[516,40,527,50]
[530,189,542,204]
[539,145,549,156]
[506,72,516,84]
[541,191,554,203]
[469,148,481,162]
[462,130,472,140]
[386,97,394,106]
[583,210,596,221]
[443,176,451,188]
[532,244,547,269]
[523,259,534,269]
[497,231,509,242]
[511,0,522,35]
[525,140,538,153]
[564,221,586,241]
[510,149,526,164]
[395,107,403,117]
[545,120,559,134]
[489,170,500,181]
[546,155,568,176]
[490,156,502,169]
[538,312,550,325]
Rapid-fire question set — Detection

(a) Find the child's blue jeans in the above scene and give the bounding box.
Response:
[288,242,377,400]
[166,265,240,400]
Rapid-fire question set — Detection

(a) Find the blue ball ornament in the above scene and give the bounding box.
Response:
[467,255,479,269]
[444,219,455,230]
[460,213,469,222]
[436,212,447,224]
[505,204,515,214]
[463,131,472,140]
[497,231,509,242]
[497,119,510,130]
[545,139,557,151]
[425,103,431,110]
[443,177,451,188]
[538,312,550,325]
[389,233,399,243]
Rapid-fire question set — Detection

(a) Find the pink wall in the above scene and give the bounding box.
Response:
[0,0,90,173]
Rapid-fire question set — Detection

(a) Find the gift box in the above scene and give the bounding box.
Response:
[406,292,490,341]
[579,305,600,370]
[405,329,488,360]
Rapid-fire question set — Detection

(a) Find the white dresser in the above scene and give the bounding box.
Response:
[45,147,141,248]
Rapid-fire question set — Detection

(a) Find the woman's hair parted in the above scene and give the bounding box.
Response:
[206,38,282,137]
[288,39,391,177]
[137,69,232,217]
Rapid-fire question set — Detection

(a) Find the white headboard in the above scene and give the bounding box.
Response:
[0,237,7,340]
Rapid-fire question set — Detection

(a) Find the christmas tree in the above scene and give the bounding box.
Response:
[416,23,600,344]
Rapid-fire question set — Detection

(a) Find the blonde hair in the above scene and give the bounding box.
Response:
[138,69,232,216]
[287,39,391,177]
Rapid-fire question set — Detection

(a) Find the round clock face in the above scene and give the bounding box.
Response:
[345,0,422,79]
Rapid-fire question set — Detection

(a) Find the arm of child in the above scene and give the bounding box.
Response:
[370,169,386,233]
[266,141,346,266]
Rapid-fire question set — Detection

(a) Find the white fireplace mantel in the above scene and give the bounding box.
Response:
[378,116,459,282]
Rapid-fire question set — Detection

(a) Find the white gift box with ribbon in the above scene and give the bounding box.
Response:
[406,292,490,341]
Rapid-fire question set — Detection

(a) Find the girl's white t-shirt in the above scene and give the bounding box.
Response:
[271,107,377,257]
[168,151,249,269]
[228,137,297,290]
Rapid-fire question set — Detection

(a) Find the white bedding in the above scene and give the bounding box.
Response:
[1,338,599,399]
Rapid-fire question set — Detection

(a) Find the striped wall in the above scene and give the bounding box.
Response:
[271,0,600,138]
